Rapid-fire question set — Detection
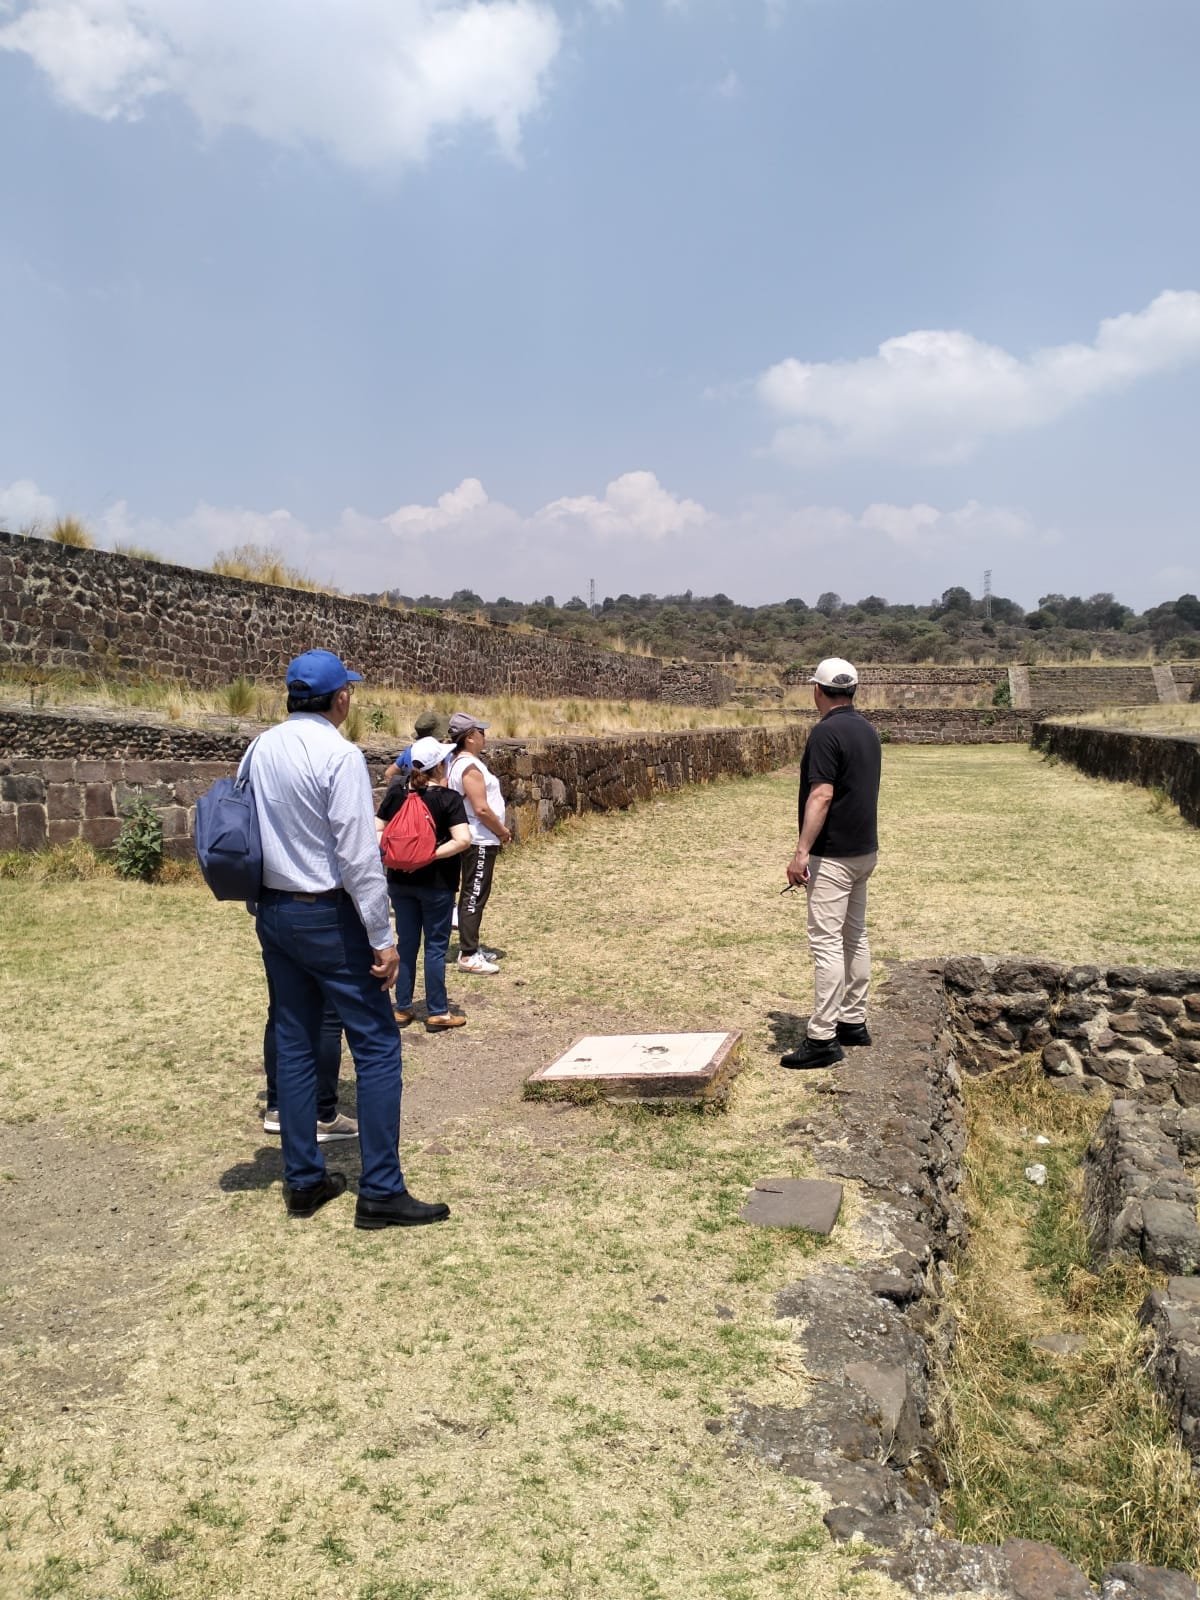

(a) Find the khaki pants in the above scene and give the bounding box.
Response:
[805,852,877,1041]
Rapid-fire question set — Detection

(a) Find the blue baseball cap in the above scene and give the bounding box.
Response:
[285,649,363,696]
[393,745,413,772]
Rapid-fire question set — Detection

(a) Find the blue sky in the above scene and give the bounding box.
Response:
[1,0,1198,610]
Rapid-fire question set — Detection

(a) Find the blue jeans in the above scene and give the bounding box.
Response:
[389,883,455,1016]
[263,979,342,1121]
[256,891,405,1198]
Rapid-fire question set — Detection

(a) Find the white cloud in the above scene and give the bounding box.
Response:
[537,470,709,540]
[0,0,562,168]
[0,477,58,529]
[757,289,1200,465]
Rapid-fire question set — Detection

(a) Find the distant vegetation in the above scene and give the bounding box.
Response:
[364,585,1200,666]
[10,520,1198,664]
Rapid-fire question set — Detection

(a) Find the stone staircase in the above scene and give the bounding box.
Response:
[1024,665,1164,711]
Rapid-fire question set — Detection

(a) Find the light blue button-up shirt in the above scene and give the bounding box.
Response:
[239,713,393,950]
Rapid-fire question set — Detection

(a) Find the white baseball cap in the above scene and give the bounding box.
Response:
[409,736,456,771]
[809,657,859,690]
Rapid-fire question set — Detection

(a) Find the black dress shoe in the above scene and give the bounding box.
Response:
[780,1036,844,1071]
[836,1021,872,1047]
[354,1191,451,1230]
[283,1172,348,1218]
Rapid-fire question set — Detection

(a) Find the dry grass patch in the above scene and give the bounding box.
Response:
[2,746,1199,1597]
[939,1064,1200,1577]
[1058,703,1200,737]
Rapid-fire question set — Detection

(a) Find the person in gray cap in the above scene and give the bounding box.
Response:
[243,649,449,1227]
[782,657,881,1071]
[447,711,511,974]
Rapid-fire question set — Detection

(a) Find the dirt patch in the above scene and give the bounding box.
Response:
[0,1126,208,1421]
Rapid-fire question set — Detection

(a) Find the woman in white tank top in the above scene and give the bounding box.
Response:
[447,712,511,974]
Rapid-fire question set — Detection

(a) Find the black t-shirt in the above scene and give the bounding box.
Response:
[376,781,468,892]
[798,705,881,858]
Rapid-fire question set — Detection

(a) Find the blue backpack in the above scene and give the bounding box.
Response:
[194,741,263,902]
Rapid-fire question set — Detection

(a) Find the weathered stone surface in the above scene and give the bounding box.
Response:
[1085,1100,1200,1273]
[1101,1562,1200,1600]
[740,1177,842,1233]
[1001,1538,1095,1600]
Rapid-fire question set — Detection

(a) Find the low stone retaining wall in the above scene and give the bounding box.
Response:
[1084,1100,1200,1274]
[0,708,808,855]
[1139,1279,1200,1466]
[1032,721,1200,826]
[944,956,1200,1103]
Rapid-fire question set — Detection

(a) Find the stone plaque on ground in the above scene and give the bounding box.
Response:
[740,1177,843,1234]
[526,1032,741,1105]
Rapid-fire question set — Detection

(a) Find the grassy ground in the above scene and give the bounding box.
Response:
[1057,703,1200,737]
[1,670,765,741]
[940,1065,1200,1578]
[2,747,1199,1599]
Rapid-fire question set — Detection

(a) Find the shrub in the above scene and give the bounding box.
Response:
[50,515,93,548]
[112,541,162,562]
[114,798,164,882]
[221,676,256,716]
[992,678,1012,708]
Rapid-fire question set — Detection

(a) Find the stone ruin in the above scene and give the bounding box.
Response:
[721,958,1200,1600]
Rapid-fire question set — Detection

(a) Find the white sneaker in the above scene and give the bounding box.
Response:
[457,952,499,975]
[263,1107,280,1134]
[317,1112,359,1143]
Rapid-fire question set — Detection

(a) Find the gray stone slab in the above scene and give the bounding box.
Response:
[1033,1334,1088,1356]
[740,1177,843,1234]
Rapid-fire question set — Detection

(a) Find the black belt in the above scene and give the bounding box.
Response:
[260,886,347,904]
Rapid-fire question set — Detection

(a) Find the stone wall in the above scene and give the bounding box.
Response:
[1032,721,1200,826]
[0,531,728,705]
[943,955,1200,1105]
[0,706,807,855]
[781,665,1004,707]
[1025,664,1166,711]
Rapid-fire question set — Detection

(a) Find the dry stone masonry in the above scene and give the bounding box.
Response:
[943,956,1200,1105]
[0,531,731,705]
[0,705,809,855]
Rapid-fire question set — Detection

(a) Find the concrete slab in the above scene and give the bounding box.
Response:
[526,1031,742,1105]
[740,1176,843,1234]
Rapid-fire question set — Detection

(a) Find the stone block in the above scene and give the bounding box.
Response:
[1140,1199,1200,1275]
[41,758,76,782]
[82,816,122,848]
[741,1178,843,1234]
[1145,968,1200,996]
[1184,994,1200,1017]
[995,959,1063,994]
[47,818,81,845]
[1044,1040,1084,1076]
[84,783,115,818]
[47,785,82,820]
[1176,1070,1200,1109]
[76,760,117,781]
[0,812,16,851]
[17,804,46,850]
[942,955,994,993]
[1064,964,1103,990]
[1023,1022,1053,1051]
[1002,991,1051,1023]
[999,1538,1094,1600]
[1140,994,1185,1018]
[1137,1056,1178,1083]
[1110,1011,1148,1034]
[0,773,45,804]
[159,805,190,840]
[1101,1563,1200,1600]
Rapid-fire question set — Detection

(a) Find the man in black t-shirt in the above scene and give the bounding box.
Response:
[783,657,881,1070]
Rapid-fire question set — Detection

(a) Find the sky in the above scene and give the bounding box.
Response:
[1,0,1198,611]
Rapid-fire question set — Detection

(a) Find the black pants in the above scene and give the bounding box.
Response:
[457,845,499,955]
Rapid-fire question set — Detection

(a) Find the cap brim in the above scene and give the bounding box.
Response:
[346,670,363,683]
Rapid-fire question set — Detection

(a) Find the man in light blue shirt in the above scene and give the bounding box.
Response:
[246,649,449,1228]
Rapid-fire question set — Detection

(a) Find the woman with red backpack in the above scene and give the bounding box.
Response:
[376,737,471,1032]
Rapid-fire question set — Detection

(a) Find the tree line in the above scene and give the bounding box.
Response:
[362,585,1200,665]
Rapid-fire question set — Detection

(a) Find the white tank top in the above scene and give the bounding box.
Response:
[450,752,506,846]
